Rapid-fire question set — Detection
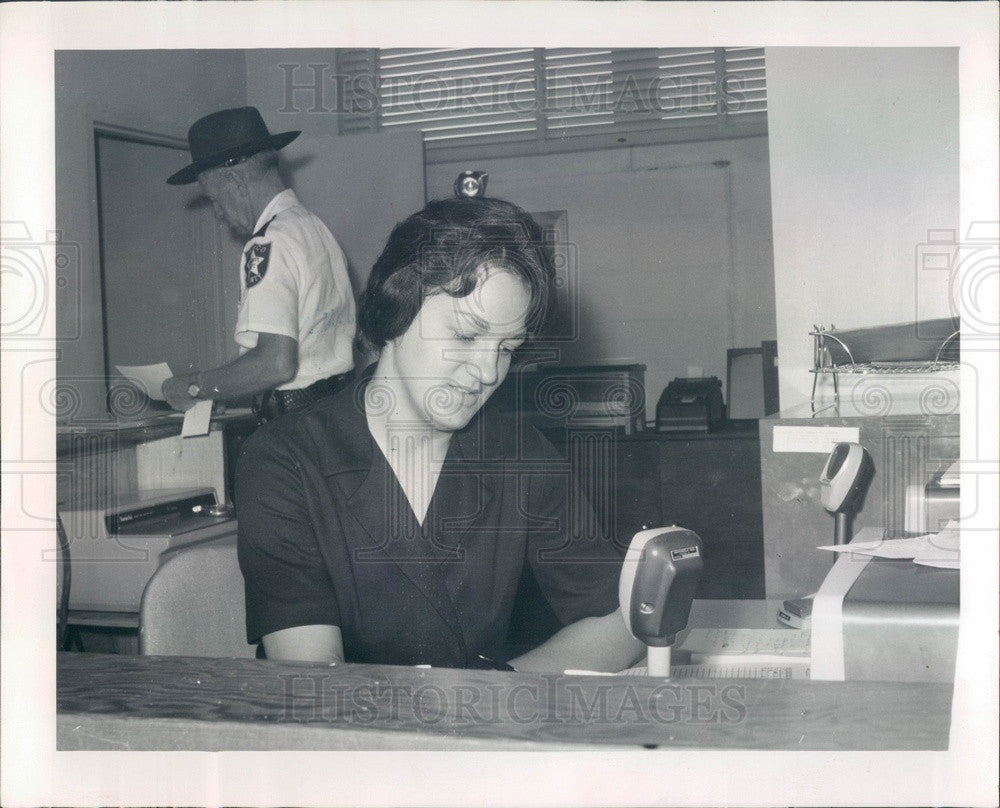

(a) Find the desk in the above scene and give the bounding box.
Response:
[514,425,763,630]
[55,409,256,456]
[57,651,951,752]
[613,425,765,599]
[56,411,256,522]
[759,410,959,597]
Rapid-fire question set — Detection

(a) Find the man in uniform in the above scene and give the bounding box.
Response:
[161,106,356,421]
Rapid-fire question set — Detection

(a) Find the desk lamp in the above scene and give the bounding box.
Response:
[779,442,875,628]
[619,527,704,677]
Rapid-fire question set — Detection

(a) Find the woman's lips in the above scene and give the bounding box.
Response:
[449,383,482,404]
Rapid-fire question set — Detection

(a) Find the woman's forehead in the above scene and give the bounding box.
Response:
[425,272,530,334]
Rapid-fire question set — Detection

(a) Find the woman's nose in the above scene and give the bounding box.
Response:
[468,347,500,387]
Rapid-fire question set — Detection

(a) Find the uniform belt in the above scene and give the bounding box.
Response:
[254,370,354,423]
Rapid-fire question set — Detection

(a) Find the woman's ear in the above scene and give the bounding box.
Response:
[381,334,399,361]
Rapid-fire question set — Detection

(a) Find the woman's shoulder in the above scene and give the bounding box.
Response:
[240,390,369,471]
[478,405,564,462]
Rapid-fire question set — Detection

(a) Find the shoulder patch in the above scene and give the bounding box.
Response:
[244,242,271,288]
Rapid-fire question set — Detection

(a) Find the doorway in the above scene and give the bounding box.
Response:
[94,128,241,413]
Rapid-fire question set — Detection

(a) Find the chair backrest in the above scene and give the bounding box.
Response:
[139,533,256,658]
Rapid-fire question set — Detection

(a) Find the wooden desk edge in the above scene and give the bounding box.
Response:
[57,653,953,752]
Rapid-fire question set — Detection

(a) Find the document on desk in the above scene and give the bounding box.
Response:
[115,362,172,401]
[677,628,811,666]
[818,520,959,569]
[611,664,810,679]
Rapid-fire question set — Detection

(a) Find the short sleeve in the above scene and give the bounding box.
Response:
[235,232,300,346]
[235,429,340,643]
[520,432,622,626]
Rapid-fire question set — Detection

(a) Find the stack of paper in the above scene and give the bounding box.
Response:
[676,627,811,666]
[818,519,959,570]
[622,664,809,679]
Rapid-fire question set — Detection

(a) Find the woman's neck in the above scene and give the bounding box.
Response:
[365,368,452,526]
[365,364,453,459]
[367,414,452,465]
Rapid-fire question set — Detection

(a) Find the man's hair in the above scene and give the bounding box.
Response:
[358,197,554,348]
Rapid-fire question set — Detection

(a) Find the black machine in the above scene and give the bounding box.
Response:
[655,376,725,432]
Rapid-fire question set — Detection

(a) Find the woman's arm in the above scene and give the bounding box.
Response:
[507,609,645,673]
[262,624,346,663]
[236,431,345,661]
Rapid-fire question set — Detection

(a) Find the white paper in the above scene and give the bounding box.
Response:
[612,664,809,680]
[180,399,213,438]
[115,362,173,401]
[912,556,960,570]
[678,627,810,657]
[818,520,960,567]
[810,548,875,681]
[939,460,961,486]
[926,519,960,551]
[913,520,960,568]
[818,535,928,558]
[772,425,860,453]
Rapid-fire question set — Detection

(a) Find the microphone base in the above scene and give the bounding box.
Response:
[647,645,672,678]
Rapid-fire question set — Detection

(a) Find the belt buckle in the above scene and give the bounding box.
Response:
[253,389,283,424]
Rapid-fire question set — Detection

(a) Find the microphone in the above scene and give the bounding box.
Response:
[619,526,704,677]
[819,442,875,544]
[778,441,876,628]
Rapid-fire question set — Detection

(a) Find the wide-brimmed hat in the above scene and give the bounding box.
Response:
[166,106,300,185]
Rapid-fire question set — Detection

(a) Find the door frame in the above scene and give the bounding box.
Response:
[91,121,230,412]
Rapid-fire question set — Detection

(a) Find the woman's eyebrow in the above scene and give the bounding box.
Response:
[456,310,490,331]
[454,309,527,341]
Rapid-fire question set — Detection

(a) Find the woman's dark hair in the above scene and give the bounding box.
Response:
[358,197,555,348]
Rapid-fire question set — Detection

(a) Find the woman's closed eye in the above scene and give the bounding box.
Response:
[452,332,524,356]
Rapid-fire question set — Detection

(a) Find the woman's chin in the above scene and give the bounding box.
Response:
[431,413,473,433]
[430,400,484,432]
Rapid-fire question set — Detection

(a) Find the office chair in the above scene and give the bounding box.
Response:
[139,534,256,658]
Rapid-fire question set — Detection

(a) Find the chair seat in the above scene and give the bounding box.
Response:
[139,534,256,658]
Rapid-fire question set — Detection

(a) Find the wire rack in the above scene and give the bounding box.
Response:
[810,325,960,412]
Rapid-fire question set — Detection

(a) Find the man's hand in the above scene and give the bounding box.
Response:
[161,374,199,412]
[158,334,297,412]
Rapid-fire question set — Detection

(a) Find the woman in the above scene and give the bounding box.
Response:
[236,196,644,672]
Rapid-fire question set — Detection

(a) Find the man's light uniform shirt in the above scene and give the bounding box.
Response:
[236,189,355,390]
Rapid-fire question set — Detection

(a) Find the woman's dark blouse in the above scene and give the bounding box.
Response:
[235,376,622,667]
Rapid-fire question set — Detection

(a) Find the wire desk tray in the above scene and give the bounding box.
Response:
[809,324,960,413]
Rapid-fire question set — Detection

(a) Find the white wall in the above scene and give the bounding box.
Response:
[55,50,247,420]
[244,50,426,301]
[427,137,776,421]
[55,50,778,425]
[766,48,959,409]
